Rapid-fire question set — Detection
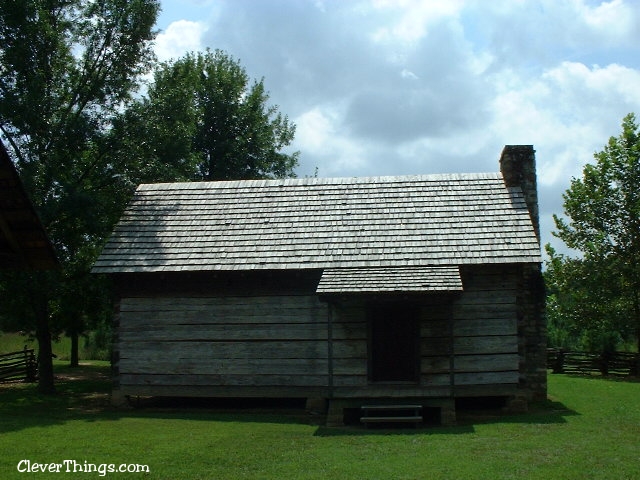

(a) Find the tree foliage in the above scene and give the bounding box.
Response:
[545,246,630,351]
[0,0,160,391]
[548,113,640,352]
[111,49,298,182]
[0,3,300,393]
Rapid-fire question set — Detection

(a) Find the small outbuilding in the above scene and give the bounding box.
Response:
[93,145,546,424]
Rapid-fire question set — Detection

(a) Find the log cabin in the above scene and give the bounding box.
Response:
[93,145,546,425]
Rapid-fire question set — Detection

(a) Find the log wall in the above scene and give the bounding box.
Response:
[113,264,540,401]
[117,294,329,397]
[329,265,520,399]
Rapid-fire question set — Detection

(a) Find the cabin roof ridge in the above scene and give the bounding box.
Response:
[136,171,503,192]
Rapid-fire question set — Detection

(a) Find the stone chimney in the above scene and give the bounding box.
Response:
[499,145,540,243]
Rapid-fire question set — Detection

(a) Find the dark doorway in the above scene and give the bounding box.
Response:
[368,302,420,383]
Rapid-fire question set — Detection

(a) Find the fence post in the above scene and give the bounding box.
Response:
[24,346,37,383]
[552,349,565,374]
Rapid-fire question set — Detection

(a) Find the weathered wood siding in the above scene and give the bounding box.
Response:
[117,294,329,397]
[452,265,519,394]
[113,265,527,400]
[329,265,520,399]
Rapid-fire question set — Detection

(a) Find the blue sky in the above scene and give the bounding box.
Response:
[152,0,640,254]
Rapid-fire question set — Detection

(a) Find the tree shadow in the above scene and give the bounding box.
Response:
[0,365,324,434]
[559,372,640,383]
[313,398,579,437]
[0,364,579,436]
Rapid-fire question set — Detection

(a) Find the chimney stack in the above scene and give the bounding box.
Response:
[499,145,540,243]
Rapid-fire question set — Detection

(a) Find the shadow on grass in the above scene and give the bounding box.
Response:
[0,363,117,434]
[0,364,579,436]
[314,424,476,437]
[313,398,579,437]
[0,363,322,434]
[557,372,640,383]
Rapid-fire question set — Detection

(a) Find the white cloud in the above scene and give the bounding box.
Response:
[294,105,368,176]
[370,0,464,45]
[489,60,640,191]
[154,20,207,62]
[400,69,419,80]
[581,0,635,39]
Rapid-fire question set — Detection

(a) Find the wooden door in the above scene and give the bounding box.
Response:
[368,302,419,383]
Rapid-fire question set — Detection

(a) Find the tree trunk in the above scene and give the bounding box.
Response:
[70,330,79,367]
[632,288,640,351]
[35,309,56,394]
[31,271,56,394]
[634,290,640,376]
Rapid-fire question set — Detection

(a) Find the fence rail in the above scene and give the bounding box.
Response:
[0,348,37,383]
[547,348,639,377]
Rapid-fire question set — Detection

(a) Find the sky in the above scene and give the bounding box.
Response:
[152,0,640,255]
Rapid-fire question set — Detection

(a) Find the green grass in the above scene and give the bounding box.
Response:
[0,331,106,361]
[1,367,639,479]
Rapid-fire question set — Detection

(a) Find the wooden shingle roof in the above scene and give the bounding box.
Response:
[317,266,463,294]
[92,172,541,274]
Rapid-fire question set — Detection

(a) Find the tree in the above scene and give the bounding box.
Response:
[550,113,640,352]
[111,49,298,182]
[0,0,159,392]
[545,245,630,352]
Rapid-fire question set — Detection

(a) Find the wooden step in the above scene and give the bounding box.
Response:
[361,416,423,423]
[360,404,423,426]
[361,404,422,411]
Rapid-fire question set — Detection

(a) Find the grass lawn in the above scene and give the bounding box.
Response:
[1,365,639,479]
[0,332,104,362]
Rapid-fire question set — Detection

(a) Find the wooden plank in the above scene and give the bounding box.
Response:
[119,323,328,342]
[361,416,422,423]
[121,294,326,307]
[453,336,517,355]
[332,358,367,376]
[454,371,519,385]
[453,384,519,397]
[420,338,451,356]
[119,357,329,376]
[454,318,517,336]
[0,351,30,360]
[120,311,326,326]
[0,349,35,383]
[459,266,518,289]
[420,356,450,373]
[332,375,368,387]
[453,291,516,306]
[451,305,516,319]
[420,320,450,337]
[117,384,329,398]
[361,404,422,410]
[454,354,519,373]
[332,385,451,398]
[331,339,367,359]
[421,373,452,386]
[331,321,367,341]
[120,295,327,319]
[119,340,327,361]
[120,373,328,387]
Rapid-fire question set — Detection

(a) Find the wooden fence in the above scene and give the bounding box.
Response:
[547,348,639,377]
[0,348,37,383]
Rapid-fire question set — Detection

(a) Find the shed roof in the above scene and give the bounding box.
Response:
[93,172,541,274]
[0,141,58,270]
[317,266,463,294]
